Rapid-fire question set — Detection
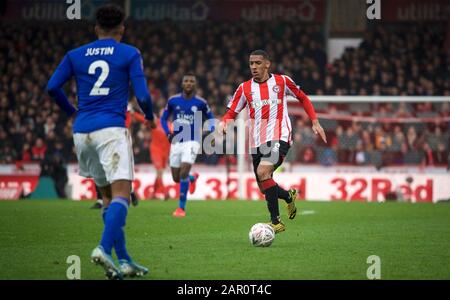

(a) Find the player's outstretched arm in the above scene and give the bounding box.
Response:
[46,55,77,117]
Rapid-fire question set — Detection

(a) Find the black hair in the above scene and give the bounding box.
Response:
[184,71,196,78]
[96,4,125,31]
[250,49,270,61]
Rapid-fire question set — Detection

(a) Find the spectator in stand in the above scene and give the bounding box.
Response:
[336,125,346,162]
[318,146,337,166]
[0,144,17,164]
[355,140,369,165]
[0,21,448,169]
[396,102,413,118]
[285,132,301,167]
[344,127,359,164]
[406,127,418,150]
[422,143,435,166]
[21,143,32,163]
[300,147,315,164]
[434,143,448,166]
[427,126,447,151]
[31,138,46,161]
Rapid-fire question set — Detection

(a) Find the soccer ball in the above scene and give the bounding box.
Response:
[248,223,275,247]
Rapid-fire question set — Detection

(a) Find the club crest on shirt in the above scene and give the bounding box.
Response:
[191,106,198,112]
[272,85,281,93]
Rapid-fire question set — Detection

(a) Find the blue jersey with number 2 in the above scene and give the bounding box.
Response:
[47,38,153,133]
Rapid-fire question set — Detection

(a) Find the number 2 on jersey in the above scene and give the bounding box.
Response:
[88,60,110,96]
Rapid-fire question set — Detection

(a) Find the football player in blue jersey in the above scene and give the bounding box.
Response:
[161,73,215,217]
[47,4,155,279]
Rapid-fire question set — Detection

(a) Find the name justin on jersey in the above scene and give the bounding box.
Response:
[85,47,115,56]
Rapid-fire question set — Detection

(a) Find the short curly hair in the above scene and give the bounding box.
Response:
[96,4,125,31]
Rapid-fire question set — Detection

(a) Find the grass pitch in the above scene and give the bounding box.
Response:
[0,199,449,280]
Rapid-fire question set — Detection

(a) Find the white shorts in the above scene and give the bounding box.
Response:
[73,127,134,187]
[169,141,200,168]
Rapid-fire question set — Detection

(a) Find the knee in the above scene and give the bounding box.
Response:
[172,176,180,183]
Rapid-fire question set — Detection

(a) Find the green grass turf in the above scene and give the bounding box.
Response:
[0,199,449,280]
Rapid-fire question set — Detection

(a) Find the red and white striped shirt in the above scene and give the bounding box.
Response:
[223,74,317,148]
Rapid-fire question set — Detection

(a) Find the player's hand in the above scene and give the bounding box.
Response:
[145,119,157,129]
[312,120,327,143]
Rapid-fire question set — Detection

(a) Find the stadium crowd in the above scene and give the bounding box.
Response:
[0,20,449,168]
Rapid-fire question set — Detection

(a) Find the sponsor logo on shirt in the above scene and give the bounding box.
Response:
[251,98,282,108]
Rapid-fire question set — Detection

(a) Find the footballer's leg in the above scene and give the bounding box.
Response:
[273,142,297,220]
[92,180,130,280]
[171,167,181,183]
[73,131,123,279]
[174,141,200,216]
[95,183,145,278]
[97,127,148,278]
[176,162,192,216]
[188,171,199,194]
[91,185,104,209]
[109,180,148,277]
[170,143,186,216]
[91,183,124,280]
[152,153,167,200]
[171,167,185,217]
[130,186,138,206]
[154,168,168,200]
[256,162,285,234]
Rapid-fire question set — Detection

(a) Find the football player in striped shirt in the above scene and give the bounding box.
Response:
[220,50,326,233]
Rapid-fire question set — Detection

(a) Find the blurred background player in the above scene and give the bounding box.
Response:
[220,50,326,233]
[47,4,155,279]
[133,108,171,200]
[161,73,215,217]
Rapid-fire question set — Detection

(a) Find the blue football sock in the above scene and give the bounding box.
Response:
[179,178,189,210]
[102,206,131,262]
[189,174,195,182]
[115,227,131,262]
[100,197,129,256]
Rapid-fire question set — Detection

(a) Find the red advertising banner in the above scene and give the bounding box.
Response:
[0,0,107,21]
[382,0,450,22]
[67,171,450,202]
[131,0,325,22]
[0,175,39,199]
[0,187,23,200]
